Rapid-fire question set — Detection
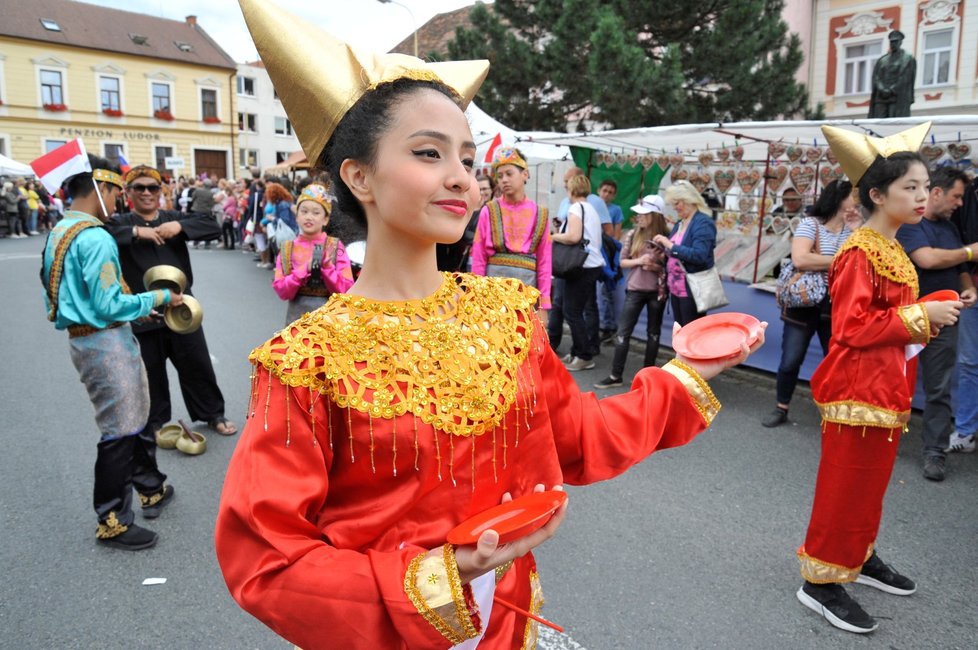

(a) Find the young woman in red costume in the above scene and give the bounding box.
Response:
[796,124,962,634]
[216,2,765,648]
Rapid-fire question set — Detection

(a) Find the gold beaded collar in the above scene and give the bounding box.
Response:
[837,227,919,296]
[251,273,541,437]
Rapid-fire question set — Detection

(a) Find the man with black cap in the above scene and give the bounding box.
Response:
[869,30,916,118]
[107,165,236,439]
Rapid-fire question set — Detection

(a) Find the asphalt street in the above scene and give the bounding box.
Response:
[1,233,975,650]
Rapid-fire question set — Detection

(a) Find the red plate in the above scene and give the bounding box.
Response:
[672,312,761,361]
[447,491,568,545]
[919,289,960,302]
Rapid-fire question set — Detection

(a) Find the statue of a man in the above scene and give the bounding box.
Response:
[869,30,916,118]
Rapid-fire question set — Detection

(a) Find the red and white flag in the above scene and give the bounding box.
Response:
[483,132,503,164]
[31,139,91,193]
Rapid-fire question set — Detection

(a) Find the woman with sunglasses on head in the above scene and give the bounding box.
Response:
[106,164,238,439]
[215,2,765,648]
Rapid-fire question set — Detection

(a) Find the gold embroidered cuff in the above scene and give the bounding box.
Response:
[798,545,873,584]
[899,303,931,344]
[662,359,721,426]
[817,400,908,430]
[404,545,480,644]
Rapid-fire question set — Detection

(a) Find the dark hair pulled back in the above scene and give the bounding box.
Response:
[320,78,461,227]
[810,179,853,223]
[857,151,927,212]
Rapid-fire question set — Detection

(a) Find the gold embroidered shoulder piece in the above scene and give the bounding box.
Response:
[835,227,919,297]
[250,273,540,437]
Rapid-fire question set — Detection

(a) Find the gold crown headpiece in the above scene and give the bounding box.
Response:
[491,146,527,172]
[238,0,489,167]
[296,183,332,215]
[821,122,932,186]
[124,165,162,185]
[93,169,125,189]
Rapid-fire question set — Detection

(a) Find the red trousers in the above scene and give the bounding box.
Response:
[798,423,901,583]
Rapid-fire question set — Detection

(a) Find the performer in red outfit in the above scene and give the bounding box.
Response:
[217,2,764,648]
[796,123,963,634]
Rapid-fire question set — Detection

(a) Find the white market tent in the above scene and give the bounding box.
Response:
[0,153,34,178]
[526,115,978,160]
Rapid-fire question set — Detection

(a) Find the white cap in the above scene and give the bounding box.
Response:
[631,194,665,215]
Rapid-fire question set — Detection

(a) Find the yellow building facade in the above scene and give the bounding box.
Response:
[0,10,237,180]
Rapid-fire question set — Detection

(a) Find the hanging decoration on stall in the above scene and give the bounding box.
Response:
[920,144,945,162]
[946,143,970,160]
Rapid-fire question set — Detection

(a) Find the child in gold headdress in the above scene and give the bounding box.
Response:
[272,182,354,325]
[215,2,764,648]
[796,123,962,634]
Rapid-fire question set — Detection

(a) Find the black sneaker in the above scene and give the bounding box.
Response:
[140,484,175,519]
[594,375,623,389]
[761,407,789,428]
[855,552,916,595]
[923,456,946,481]
[97,523,159,551]
[796,582,878,634]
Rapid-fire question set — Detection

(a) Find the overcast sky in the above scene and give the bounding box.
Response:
[83,0,483,62]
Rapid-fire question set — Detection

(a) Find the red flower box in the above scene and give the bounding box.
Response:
[43,103,68,112]
[153,109,175,121]
[102,108,124,117]
[202,116,222,124]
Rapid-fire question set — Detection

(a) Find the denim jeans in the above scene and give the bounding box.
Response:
[563,267,603,361]
[598,278,624,331]
[611,290,665,378]
[957,306,978,436]
[29,208,38,232]
[919,323,958,459]
[547,277,565,351]
[775,309,831,406]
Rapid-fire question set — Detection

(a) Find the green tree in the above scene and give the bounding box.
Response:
[446,0,810,130]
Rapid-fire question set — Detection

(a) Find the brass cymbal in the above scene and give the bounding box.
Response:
[164,295,203,334]
[143,264,188,293]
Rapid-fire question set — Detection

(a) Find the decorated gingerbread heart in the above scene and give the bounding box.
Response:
[947,143,971,161]
[640,155,654,169]
[732,145,745,161]
[716,148,730,163]
[766,166,788,191]
[790,165,816,194]
[672,168,689,182]
[714,169,735,193]
[656,154,671,170]
[771,216,791,235]
[768,142,788,159]
[920,145,945,162]
[825,148,838,165]
[738,197,756,214]
[819,165,844,187]
[786,145,804,163]
[737,168,762,193]
[689,171,711,192]
[698,151,714,167]
[805,147,823,163]
[669,154,685,169]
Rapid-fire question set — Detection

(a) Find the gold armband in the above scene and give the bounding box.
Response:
[662,359,722,426]
[404,544,480,644]
[899,303,931,345]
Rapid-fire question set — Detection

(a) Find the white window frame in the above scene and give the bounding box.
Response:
[97,73,124,113]
[34,57,71,109]
[237,112,258,133]
[274,116,293,137]
[835,34,885,96]
[276,151,293,164]
[101,141,128,168]
[146,71,177,120]
[236,75,256,97]
[153,144,178,173]
[43,138,68,153]
[195,77,223,123]
[239,148,260,169]
[918,25,958,88]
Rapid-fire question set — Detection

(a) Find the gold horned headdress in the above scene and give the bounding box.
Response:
[821,122,932,186]
[238,0,490,167]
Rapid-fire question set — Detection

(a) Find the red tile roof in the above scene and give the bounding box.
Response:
[389,5,489,58]
[1,0,235,69]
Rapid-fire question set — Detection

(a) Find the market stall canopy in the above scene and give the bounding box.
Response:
[263,150,309,176]
[465,102,569,164]
[0,153,34,178]
[528,115,978,162]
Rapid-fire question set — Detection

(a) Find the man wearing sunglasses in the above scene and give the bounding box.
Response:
[107,165,236,439]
